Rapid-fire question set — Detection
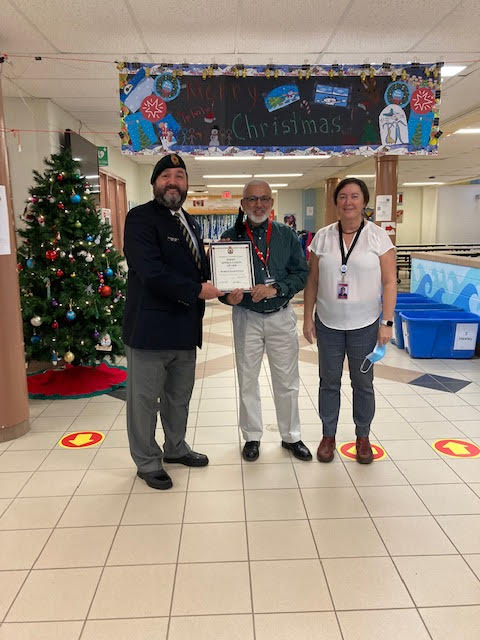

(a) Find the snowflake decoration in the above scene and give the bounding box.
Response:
[410,88,435,115]
[140,95,167,122]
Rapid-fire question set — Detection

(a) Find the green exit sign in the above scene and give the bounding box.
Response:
[97,146,109,166]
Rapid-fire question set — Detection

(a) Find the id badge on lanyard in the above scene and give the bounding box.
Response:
[245,218,274,285]
[337,220,364,300]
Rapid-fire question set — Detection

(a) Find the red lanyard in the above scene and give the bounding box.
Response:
[244,218,273,273]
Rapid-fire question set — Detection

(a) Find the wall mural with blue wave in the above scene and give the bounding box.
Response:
[411,258,480,316]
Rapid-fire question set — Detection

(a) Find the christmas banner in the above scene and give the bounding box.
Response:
[119,63,442,157]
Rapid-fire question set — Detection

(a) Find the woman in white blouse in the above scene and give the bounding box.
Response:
[303,178,396,464]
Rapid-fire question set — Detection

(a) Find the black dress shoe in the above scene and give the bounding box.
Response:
[242,441,260,461]
[282,440,312,461]
[137,469,173,490]
[163,450,209,467]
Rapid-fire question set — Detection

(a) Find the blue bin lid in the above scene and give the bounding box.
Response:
[399,310,480,321]
[395,303,461,310]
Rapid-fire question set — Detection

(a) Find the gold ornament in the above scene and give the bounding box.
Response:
[63,351,75,363]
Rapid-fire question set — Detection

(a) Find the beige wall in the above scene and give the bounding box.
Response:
[4,97,146,229]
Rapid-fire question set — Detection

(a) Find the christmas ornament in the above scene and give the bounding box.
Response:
[85,253,94,263]
[17,263,23,271]
[99,334,112,347]
[70,272,76,278]
[75,220,82,228]
[86,234,94,242]
[51,320,59,329]
[48,195,55,204]
[104,267,114,277]
[57,203,65,210]
[37,215,45,226]
[45,249,57,261]
[30,315,42,327]
[51,351,58,366]
[51,298,59,308]
[57,173,64,181]
[30,334,41,344]
[66,309,76,321]
[85,188,91,195]
[63,351,75,363]
[59,251,66,258]
[70,193,81,204]
[56,269,64,278]
[93,329,100,340]
[100,285,112,297]
[26,258,35,269]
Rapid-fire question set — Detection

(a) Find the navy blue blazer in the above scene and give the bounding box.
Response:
[122,199,209,350]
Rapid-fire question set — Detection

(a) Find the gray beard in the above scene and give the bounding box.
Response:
[154,186,186,210]
[247,212,269,225]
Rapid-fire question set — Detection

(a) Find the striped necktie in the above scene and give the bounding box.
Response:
[174,211,202,271]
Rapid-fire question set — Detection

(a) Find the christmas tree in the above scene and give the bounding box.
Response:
[17,148,126,367]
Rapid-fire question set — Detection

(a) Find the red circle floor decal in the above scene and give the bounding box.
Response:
[59,431,105,449]
[433,439,480,458]
[339,441,386,461]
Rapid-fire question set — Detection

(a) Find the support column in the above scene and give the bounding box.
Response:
[374,155,398,245]
[0,73,30,442]
[324,177,340,227]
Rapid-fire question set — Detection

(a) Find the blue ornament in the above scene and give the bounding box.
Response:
[70,193,81,204]
[26,258,35,269]
[86,234,94,242]
[51,351,58,366]
[30,335,41,344]
[104,267,114,278]
[66,309,76,321]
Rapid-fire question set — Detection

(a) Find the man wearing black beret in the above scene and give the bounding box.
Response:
[123,153,223,489]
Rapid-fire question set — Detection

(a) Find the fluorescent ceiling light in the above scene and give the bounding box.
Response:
[254,173,303,177]
[202,174,252,179]
[187,190,208,194]
[346,174,375,178]
[402,182,444,186]
[194,156,262,160]
[85,174,99,179]
[206,183,288,188]
[441,65,466,78]
[267,155,331,159]
[73,157,81,161]
[455,128,480,134]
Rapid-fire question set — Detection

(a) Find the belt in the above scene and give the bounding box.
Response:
[262,301,290,314]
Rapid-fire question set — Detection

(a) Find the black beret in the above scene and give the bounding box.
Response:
[150,154,187,184]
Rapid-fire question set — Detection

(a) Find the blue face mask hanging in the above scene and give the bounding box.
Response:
[360,342,386,373]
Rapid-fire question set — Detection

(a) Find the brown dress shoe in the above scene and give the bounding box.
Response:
[356,437,374,464]
[317,436,336,463]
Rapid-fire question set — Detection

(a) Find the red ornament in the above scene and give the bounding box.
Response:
[100,285,112,297]
[45,249,58,261]
[51,320,59,329]
[17,263,23,271]
[57,174,64,181]
[56,269,64,277]
[57,203,65,210]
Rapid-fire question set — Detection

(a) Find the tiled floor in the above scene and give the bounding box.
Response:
[1,299,480,639]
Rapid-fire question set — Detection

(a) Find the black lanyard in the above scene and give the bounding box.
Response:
[338,219,364,275]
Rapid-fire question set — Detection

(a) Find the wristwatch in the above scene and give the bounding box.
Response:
[380,319,393,327]
[272,283,282,295]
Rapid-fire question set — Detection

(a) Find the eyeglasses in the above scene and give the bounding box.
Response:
[243,196,272,204]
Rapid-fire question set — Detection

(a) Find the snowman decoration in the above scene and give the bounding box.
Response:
[209,124,220,147]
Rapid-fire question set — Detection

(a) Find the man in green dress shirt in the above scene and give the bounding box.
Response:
[221,180,311,462]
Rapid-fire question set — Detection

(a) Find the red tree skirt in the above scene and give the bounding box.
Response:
[27,361,127,399]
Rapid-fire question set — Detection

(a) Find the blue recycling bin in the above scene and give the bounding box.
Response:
[399,310,480,358]
[397,293,426,301]
[393,302,462,348]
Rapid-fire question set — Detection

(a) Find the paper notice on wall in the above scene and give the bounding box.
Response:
[375,194,392,221]
[306,206,314,217]
[454,323,479,350]
[0,185,12,256]
[381,221,396,236]
[100,208,111,225]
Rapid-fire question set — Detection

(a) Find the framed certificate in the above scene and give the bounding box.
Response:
[209,241,255,292]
